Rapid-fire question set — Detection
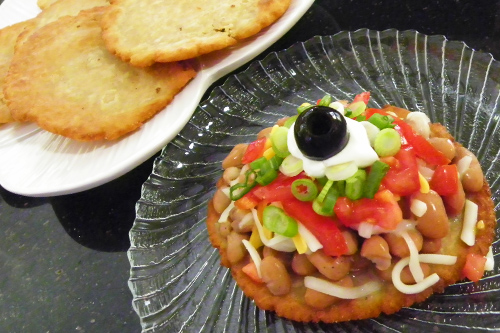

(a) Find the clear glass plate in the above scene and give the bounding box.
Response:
[128,29,500,332]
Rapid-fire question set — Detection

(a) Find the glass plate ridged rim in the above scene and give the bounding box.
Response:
[128,29,500,332]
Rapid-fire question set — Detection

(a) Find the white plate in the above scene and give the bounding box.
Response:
[0,0,313,197]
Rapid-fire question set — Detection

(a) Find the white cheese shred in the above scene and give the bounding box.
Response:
[238,212,254,230]
[485,246,495,271]
[297,223,323,253]
[250,209,296,252]
[401,231,424,283]
[461,199,478,246]
[218,201,235,223]
[457,156,473,179]
[304,276,382,299]
[392,254,457,294]
[410,199,427,217]
[242,239,262,278]
[358,222,374,239]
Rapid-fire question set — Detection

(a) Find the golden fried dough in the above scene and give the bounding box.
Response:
[0,21,31,124]
[4,7,196,141]
[101,0,292,67]
[17,0,109,49]
[37,0,58,10]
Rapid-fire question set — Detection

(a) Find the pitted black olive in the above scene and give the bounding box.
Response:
[294,105,349,160]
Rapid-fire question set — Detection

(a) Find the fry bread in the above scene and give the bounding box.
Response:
[37,0,58,10]
[0,21,31,124]
[101,0,292,67]
[4,7,196,141]
[17,0,109,49]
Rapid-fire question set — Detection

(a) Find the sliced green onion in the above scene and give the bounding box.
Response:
[283,115,298,128]
[346,101,366,118]
[368,113,395,130]
[345,169,367,200]
[325,161,358,181]
[317,179,334,203]
[250,157,279,186]
[356,115,367,122]
[271,126,290,158]
[297,103,312,114]
[313,186,339,216]
[318,95,332,107]
[250,156,268,170]
[291,179,318,201]
[255,168,278,186]
[279,155,303,177]
[229,170,257,200]
[364,160,390,198]
[335,180,346,197]
[374,128,401,157]
[263,206,298,237]
[268,155,284,170]
[361,121,381,146]
[316,176,329,186]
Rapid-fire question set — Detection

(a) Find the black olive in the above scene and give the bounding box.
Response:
[294,105,349,160]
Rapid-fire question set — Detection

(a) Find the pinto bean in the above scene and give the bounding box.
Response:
[454,146,484,192]
[226,232,248,264]
[384,229,423,258]
[291,253,317,276]
[307,251,351,281]
[341,229,359,255]
[260,256,292,296]
[360,235,392,270]
[218,221,232,238]
[262,246,293,267]
[222,166,240,185]
[257,127,273,139]
[421,237,442,253]
[442,178,465,216]
[412,191,449,239]
[222,143,247,169]
[428,137,456,161]
[400,263,431,284]
[213,189,231,214]
[229,208,253,233]
[304,276,354,309]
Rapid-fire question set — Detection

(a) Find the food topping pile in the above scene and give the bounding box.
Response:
[208,92,495,321]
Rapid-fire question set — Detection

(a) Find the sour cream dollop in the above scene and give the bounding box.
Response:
[287,117,378,178]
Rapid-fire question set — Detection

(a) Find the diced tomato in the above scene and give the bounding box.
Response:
[242,262,263,283]
[364,108,390,119]
[241,137,267,164]
[462,253,487,282]
[281,198,348,257]
[234,193,259,210]
[352,91,371,104]
[429,164,459,196]
[393,119,451,166]
[252,172,308,202]
[381,105,411,118]
[381,147,420,196]
[334,189,403,230]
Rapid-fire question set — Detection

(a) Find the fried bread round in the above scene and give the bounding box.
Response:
[0,21,31,124]
[37,0,58,10]
[101,0,292,67]
[4,7,196,141]
[17,0,109,49]
[206,123,496,323]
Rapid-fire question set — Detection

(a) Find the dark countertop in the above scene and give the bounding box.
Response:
[0,0,499,332]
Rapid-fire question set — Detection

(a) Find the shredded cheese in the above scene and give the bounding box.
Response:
[457,155,472,179]
[358,222,374,239]
[221,187,231,198]
[392,254,457,294]
[242,239,262,278]
[304,276,382,299]
[461,199,478,246]
[263,147,276,160]
[249,226,263,249]
[250,208,296,252]
[410,199,427,217]
[218,201,235,223]
[401,231,424,283]
[297,223,323,253]
[418,172,430,193]
[292,233,308,254]
[485,246,495,271]
[238,212,254,230]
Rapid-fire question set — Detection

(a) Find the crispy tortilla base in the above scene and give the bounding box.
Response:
[4,7,196,141]
[101,0,292,67]
[0,21,31,124]
[16,0,110,50]
[206,123,496,323]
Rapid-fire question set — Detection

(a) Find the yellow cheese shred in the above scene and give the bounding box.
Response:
[418,172,430,193]
[292,233,308,254]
